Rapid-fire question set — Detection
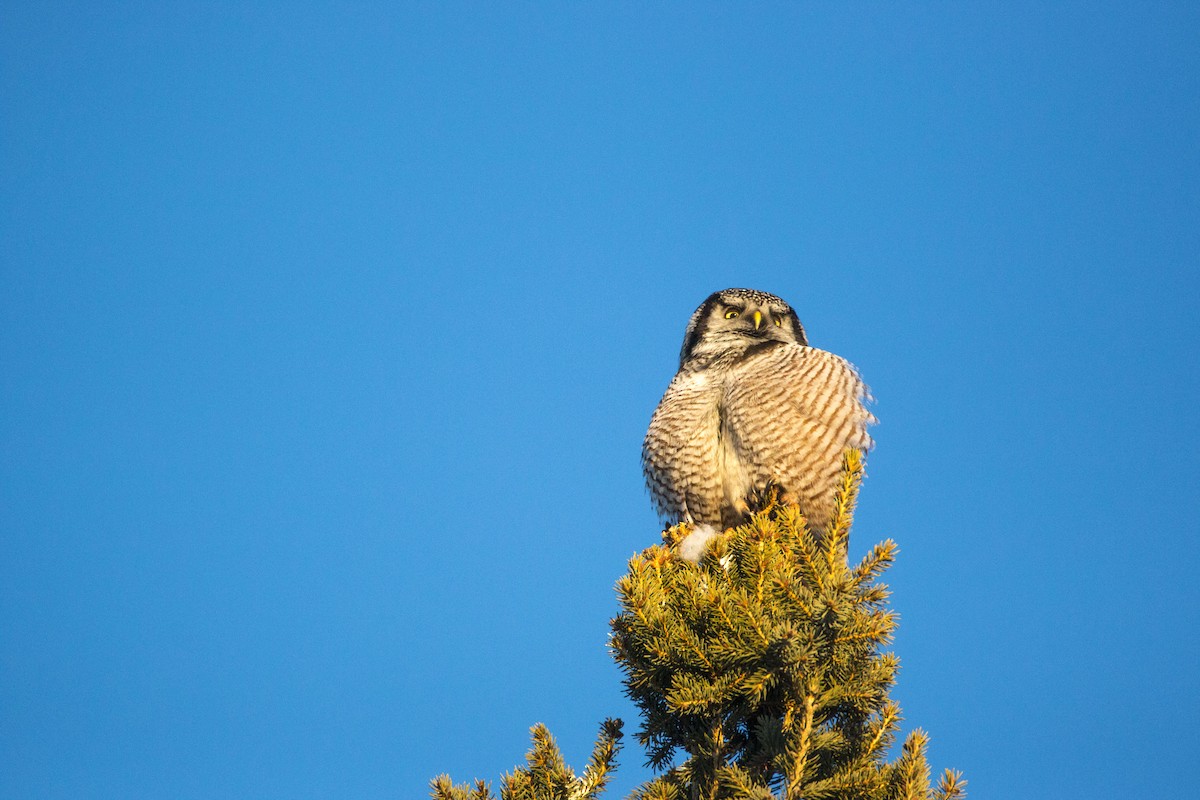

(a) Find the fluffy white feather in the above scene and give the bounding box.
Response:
[678,523,720,563]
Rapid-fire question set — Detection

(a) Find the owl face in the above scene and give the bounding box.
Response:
[679,288,808,366]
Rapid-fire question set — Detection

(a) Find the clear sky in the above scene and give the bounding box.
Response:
[2,3,1198,798]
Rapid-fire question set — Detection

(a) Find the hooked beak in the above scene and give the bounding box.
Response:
[753,310,763,331]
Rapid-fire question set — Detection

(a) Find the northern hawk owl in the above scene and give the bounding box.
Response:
[643,288,875,533]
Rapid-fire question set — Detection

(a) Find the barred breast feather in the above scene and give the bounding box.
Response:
[642,342,874,532]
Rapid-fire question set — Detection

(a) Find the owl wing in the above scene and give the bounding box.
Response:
[721,343,875,524]
[642,370,724,524]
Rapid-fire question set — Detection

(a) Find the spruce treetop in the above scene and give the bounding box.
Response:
[432,451,964,800]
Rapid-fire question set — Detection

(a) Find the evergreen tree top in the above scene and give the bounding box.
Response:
[432,451,964,800]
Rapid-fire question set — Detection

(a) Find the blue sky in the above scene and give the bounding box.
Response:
[2,3,1198,798]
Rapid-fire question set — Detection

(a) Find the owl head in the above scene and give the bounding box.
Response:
[679,288,808,367]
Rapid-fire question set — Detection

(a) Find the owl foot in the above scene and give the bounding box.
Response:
[661,523,688,546]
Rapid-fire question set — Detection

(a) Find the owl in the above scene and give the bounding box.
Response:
[642,288,875,535]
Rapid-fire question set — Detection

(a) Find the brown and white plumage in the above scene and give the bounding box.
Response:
[643,288,875,533]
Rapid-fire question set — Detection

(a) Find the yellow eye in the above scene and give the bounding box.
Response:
[724,309,739,319]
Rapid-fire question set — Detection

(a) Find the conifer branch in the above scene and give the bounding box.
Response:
[863,700,901,761]
[936,769,968,800]
[430,776,495,800]
[718,765,775,800]
[827,448,864,563]
[430,720,621,800]
[785,690,817,798]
